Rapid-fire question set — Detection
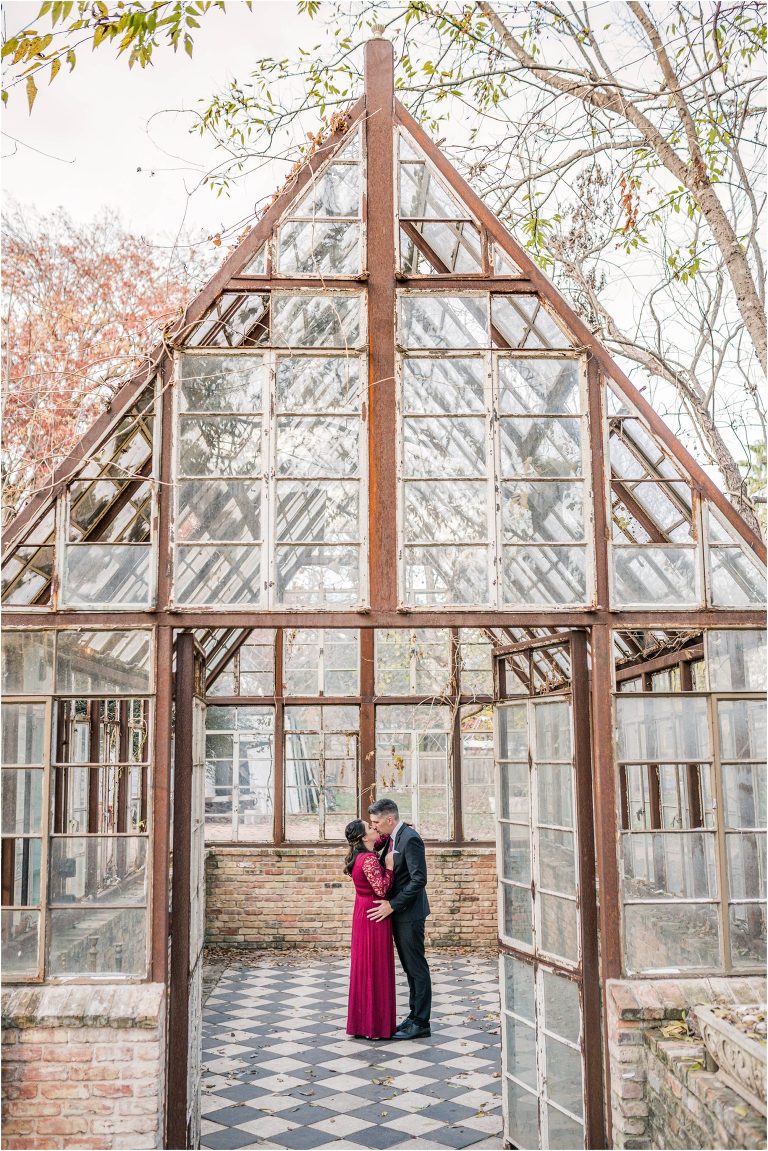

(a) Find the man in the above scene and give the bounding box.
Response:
[367,798,431,1039]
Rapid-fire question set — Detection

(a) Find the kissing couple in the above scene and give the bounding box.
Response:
[343,798,432,1041]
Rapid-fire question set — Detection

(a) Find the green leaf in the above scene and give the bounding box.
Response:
[26,73,37,112]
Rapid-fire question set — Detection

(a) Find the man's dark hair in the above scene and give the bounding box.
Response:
[368,798,399,818]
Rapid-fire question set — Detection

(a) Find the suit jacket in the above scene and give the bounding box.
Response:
[383,825,430,921]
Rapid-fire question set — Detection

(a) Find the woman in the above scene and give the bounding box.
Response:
[344,818,396,1040]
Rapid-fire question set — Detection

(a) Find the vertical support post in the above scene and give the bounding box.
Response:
[587,357,610,610]
[450,628,463,843]
[167,631,195,1150]
[360,628,376,815]
[151,626,173,983]
[273,629,285,844]
[364,37,398,611]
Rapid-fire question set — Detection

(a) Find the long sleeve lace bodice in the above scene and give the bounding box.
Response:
[359,853,394,898]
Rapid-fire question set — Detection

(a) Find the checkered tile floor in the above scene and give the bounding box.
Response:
[200,953,503,1150]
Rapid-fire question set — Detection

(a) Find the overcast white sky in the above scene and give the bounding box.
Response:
[1,1,319,243]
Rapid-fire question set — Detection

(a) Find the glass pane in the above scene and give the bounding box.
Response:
[374,630,451,696]
[278,220,360,276]
[459,630,494,696]
[399,160,467,219]
[175,545,260,606]
[405,480,488,544]
[504,1014,537,1088]
[494,246,522,275]
[709,547,766,608]
[502,882,532,946]
[623,902,720,972]
[718,700,766,760]
[400,220,482,274]
[399,295,487,348]
[500,418,582,478]
[616,696,709,761]
[276,355,360,412]
[500,762,529,822]
[276,545,359,607]
[621,832,717,898]
[402,357,485,415]
[62,544,152,607]
[241,245,266,274]
[723,764,767,828]
[1,908,39,976]
[48,837,148,905]
[538,828,576,893]
[176,480,262,543]
[271,294,362,348]
[178,354,265,412]
[47,907,147,975]
[501,823,531,883]
[539,893,577,961]
[545,1036,583,1118]
[503,482,584,543]
[294,162,360,217]
[499,358,580,416]
[178,415,262,477]
[56,631,152,694]
[542,970,580,1044]
[708,630,767,691]
[548,1106,584,1151]
[505,1078,539,1151]
[1,546,54,606]
[404,546,489,605]
[503,953,535,1021]
[503,546,587,605]
[498,705,527,761]
[1,838,42,904]
[1,703,45,765]
[404,417,486,478]
[187,292,269,348]
[535,702,571,761]
[493,296,571,349]
[614,547,698,607]
[1,770,43,834]
[729,902,766,967]
[276,480,358,543]
[537,764,573,827]
[726,832,766,899]
[1,632,53,694]
[276,416,359,477]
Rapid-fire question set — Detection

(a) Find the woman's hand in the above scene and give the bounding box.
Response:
[384,851,395,871]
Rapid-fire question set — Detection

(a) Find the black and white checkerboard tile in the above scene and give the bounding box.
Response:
[200,954,502,1150]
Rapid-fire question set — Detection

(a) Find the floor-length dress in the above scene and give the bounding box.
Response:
[346,852,397,1039]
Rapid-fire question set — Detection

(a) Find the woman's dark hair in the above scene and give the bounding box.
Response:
[343,818,369,876]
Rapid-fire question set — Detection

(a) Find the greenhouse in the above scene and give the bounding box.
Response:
[1,37,765,1151]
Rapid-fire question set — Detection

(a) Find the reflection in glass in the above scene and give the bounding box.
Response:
[504,1013,536,1087]
[47,907,147,976]
[707,630,767,692]
[1,703,45,765]
[175,545,261,606]
[1,632,54,695]
[1,770,43,835]
[405,546,489,605]
[1,909,39,975]
[499,358,580,415]
[623,902,720,971]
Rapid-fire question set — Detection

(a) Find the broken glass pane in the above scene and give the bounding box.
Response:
[275,416,359,477]
[404,546,489,605]
[178,416,263,477]
[187,292,269,348]
[404,480,488,544]
[493,296,572,349]
[1,909,39,975]
[62,545,152,608]
[276,355,360,412]
[293,162,360,217]
[499,358,580,415]
[402,356,485,414]
[502,482,585,542]
[56,631,152,695]
[403,417,486,478]
[175,545,261,606]
[271,294,363,348]
[48,837,147,905]
[502,546,587,605]
[499,418,583,478]
[176,480,262,543]
[277,220,360,276]
[276,544,359,607]
[179,354,265,412]
[47,907,146,976]
[400,295,487,347]
[275,480,358,543]
[613,547,698,607]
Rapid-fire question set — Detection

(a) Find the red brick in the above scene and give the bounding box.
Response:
[36,1117,90,1136]
[40,1083,90,1100]
[92,1083,133,1098]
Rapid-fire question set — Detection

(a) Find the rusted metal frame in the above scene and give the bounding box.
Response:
[365,38,398,612]
[206,628,253,691]
[587,360,611,610]
[569,631,606,1150]
[166,631,196,1150]
[273,629,285,844]
[151,625,173,983]
[590,624,623,983]
[400,220,451,274]
[615,642,704,681]
[226,276,368,292]
[494,634,571,657]
[360,628,375,816]
[394,101,766,563]
[397,276,536,292]
[449,628,464,842]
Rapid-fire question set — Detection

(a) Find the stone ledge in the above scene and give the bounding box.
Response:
[607,976,767,1023]
[2,984,165,1030]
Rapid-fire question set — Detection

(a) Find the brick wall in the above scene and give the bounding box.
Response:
[1,984,165,1151]
[606,976,767,1150]
[204,845,498,950]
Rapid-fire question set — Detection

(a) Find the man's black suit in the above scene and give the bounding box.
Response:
[384,825,432,1028]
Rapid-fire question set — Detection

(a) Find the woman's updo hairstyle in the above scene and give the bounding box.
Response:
[343,818,368,875]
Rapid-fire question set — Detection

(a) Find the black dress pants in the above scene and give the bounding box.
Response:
[392,916,431,1026]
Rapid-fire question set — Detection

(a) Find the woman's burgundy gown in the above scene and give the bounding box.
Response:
[346,852,396,1039]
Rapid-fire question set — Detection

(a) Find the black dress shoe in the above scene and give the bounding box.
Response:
[395,1016,413,1032]
[391,1019,431,1040]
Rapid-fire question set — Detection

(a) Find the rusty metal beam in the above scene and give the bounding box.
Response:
[151,625,173,983]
